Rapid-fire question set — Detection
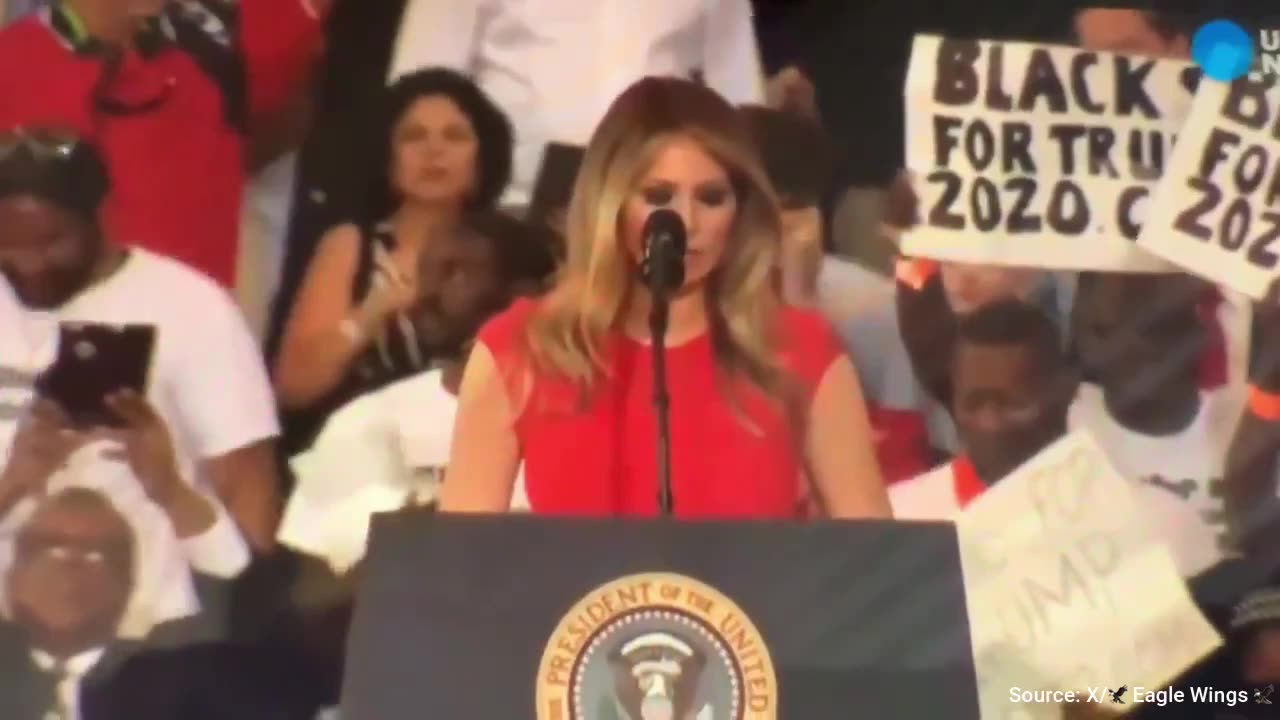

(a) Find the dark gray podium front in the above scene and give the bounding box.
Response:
[342,512,978,719]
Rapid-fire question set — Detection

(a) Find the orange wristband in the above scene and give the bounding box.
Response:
[1248,384,1280,421]
[894,258,938,291]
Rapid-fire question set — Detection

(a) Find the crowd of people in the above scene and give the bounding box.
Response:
[0,0,1278,718]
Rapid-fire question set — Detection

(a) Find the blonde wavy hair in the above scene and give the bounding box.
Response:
[525,77,790,402]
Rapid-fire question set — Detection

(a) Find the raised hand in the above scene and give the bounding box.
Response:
[102,390,183,508]
[0,399,86,509]
[354,256,418,333]
[765,66,818,118]
[883,169,920,236]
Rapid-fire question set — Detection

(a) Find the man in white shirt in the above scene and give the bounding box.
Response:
[389,0,766,208]
[1067,272,1247,578]
[280,213,551,719]
[1071,6,1263,567]
[1070,6,1254,392]
[892,300,1074,519]
[281,211,550,571]
[0,130,282,552]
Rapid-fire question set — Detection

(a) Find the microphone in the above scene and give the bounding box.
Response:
[639,209,685,517]
[640,209,687,297]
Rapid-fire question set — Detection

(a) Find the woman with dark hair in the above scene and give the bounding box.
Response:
[357,69,514,222]
[272,68,512,448]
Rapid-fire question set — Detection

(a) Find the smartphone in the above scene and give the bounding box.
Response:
[34,322,156,428]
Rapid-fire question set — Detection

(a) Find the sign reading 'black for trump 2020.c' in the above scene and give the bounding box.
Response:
[1140,76,1280,300]
[903,34,1198,271]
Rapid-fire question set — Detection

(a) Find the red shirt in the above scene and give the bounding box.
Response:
[0,2,322,287]
[867,405,932,485]
[479,299,845,519]
[950,455,986,508]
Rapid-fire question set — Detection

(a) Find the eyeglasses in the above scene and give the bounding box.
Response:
[0,127,83,163]
[14,534,130,571]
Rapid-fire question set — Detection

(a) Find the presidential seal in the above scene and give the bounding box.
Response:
[536,573,777,720]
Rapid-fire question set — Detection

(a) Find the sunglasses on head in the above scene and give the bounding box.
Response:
[0,127,83,163]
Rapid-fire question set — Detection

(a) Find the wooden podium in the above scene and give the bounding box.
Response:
[342,512,979,718]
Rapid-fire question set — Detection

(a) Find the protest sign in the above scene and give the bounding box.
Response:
[956,431,1220,719]
[1139,75,1280,299]
[902,34,1195,271]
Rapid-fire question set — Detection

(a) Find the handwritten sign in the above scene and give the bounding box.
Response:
[1139,75,1280,299]
[956,431,1220,719]
[902,34,1195,271]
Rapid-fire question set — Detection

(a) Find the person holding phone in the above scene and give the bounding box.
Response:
[0,128,281,554]
[0,359,252,636]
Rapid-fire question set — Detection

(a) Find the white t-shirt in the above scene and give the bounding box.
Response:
[0,249,275,631]
[282,369,528,573]
[0,249,279,480]
[1068,384,1245,578]
[890,462,961,520]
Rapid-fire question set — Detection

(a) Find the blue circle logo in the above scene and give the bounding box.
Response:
[1192,20,1254,82]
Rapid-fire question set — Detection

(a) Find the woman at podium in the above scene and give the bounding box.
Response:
[440,77,890,519]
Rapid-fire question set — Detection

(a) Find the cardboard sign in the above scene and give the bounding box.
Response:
[956,431,1220,719]
[1139,75,1280,300]
[902,34,1195,271]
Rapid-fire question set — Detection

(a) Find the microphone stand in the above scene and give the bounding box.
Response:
[649,266,675,517]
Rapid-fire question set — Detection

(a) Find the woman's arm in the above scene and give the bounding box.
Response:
[806,356,893,518]
[272,224,369,409]
[438,342,522,512]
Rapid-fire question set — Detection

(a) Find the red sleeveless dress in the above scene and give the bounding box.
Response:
[477,299,844,519]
